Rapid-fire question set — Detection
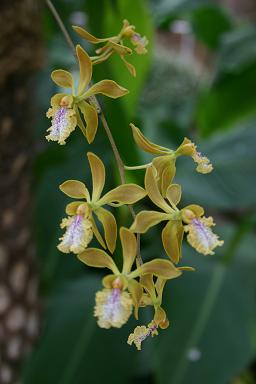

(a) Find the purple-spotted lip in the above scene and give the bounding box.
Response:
[66,214,83,243]
[53,106,68,134]
[109,288,120,305]
[191,218,209,237]
[132,33,141,41]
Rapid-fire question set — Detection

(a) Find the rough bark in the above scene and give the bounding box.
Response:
[0,1,43,383]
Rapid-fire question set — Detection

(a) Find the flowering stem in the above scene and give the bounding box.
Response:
[124,163,152,170]
[45,0,143,265]
[45,0,76,56]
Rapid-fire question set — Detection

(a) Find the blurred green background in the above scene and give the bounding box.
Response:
[21,0,256,383]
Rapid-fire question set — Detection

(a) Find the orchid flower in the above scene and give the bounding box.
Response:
[46,45,128,145]
[58,152,146,255]
[131,166,223,262]
[130,123,213,197]
[78,227,185,328]
[73,19,148,77]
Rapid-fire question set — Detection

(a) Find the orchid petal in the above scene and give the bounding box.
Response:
[108,41,132,55]
[59,180,89,199]
[73,26,111,43]
[78,101,98,144]
[84,80,129,99]
[98,184,146,206]
[154,306,167,327]
[51,70,73,89]
[87,152,105,202]
[128,279,143,320]
[131,259,182,280]
[145,166,172,212]
[120,227,137,274]
[120,55,136,76]
[166,184,182,206]
[155,278,167,303]
[140,274,156,301]
[130,123,170,155]
[90,215,106,249]
[76,45,92,94]
[161,220,184,263]
[130,210,170,233]
[152,155,176,196]
[94,207,117,253]
[78,248,119,274]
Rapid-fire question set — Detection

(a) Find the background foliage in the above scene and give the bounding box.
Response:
[23,0,256,383]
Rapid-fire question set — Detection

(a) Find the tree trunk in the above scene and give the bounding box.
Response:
[0,1,43,383]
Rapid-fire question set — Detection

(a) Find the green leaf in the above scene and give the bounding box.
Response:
[154,224,256,384]
[217,25,256,75]
[190,5,232,49]
[176,121,256,210]
[23,276,139,384]
[197,65,256,136]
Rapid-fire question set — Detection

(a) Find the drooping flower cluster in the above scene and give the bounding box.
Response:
[45,20,223,351]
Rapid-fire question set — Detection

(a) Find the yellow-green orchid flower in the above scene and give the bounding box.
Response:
[46,45,128,145]
[58,152,146,255]
[78,227,184,329]
[73,19,148,77]
[130,123,213,196]
[128,271,193,350]
[130,166,223,262]
[127,275,168,350]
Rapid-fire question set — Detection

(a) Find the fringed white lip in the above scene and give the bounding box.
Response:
[185,217,223,255]
[46,106,76,145]
[94,288,133,329]
[58,214,93,254]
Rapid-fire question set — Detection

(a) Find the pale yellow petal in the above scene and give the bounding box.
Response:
[120,227,137,274]
[108,41,132,55]
[130,123,170,155]
[130,210,170,233]
[160,161,176,197]
[166,184,182,206]
[98,184,146,206]
[76,45,92,95]
[59,180,89,199]
[78,248,119,274]
[131,259,182,280]
[51,70,73,89]
[87,152,105,202]
[155,278,167,303]
[94,207,117,253]
[73,25,111,43]
[120,55,136,77]
[161,220,184,263]
[140,274,156,301]
[145,166,172,213]
[90,215,106,249]
[84,80,129,99]
[128,279,143,319]
[78,101,98,144]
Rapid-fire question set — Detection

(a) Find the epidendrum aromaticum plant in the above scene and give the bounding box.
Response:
[45,11,223,350]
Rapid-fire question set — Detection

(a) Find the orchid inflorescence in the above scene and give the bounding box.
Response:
[45,20,223,350]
